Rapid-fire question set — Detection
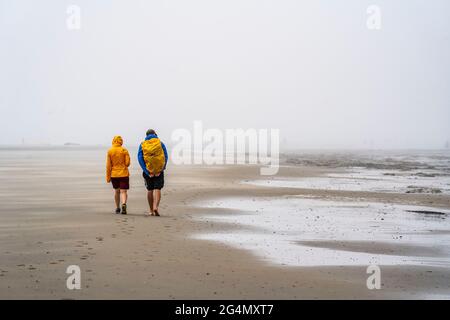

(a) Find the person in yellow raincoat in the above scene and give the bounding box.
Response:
[106,136,131,214]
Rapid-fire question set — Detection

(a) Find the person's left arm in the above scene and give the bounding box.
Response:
[138,144,150,175]
[106,151,112,183]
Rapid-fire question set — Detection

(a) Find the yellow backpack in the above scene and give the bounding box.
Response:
[141,138,165,176]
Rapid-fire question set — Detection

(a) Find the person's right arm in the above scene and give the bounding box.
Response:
[124,149,130,167]
[106,151,112,183]
[161,142,168,170]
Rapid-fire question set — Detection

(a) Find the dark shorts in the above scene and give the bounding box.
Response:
[143,171,164,190]
[111,177,129,190]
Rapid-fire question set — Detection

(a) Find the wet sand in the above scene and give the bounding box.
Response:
[1,147,450,299]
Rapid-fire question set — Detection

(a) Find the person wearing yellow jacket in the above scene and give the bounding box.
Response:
[106,136,130,214]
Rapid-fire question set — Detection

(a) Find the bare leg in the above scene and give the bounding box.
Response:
[147,190,154,215]
[114,189,120,208]
[120,189,128,204]
[153,189,161,215]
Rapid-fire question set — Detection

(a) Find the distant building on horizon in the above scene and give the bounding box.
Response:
[446,140,449,149]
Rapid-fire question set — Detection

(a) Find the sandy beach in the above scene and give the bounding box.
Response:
[1,147,450,299]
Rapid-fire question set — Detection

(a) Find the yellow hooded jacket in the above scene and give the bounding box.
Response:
[106,136,130,182]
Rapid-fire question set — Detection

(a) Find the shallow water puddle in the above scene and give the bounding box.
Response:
[193,197,450,267]
[245,168,450,194]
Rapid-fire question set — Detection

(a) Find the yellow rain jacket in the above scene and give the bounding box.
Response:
[106,136,130,182]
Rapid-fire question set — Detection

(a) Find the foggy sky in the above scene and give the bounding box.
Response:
[1,0,449,149]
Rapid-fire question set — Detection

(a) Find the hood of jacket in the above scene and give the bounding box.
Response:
[112,135,123,147]
[144,133,158,141]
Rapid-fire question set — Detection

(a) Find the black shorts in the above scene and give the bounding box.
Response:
[111,177,129,190]
[143,171,164,190]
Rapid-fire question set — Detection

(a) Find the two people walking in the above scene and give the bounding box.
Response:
[106,129,168,216]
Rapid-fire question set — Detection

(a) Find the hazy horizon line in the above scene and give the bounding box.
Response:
[1,143,449,152]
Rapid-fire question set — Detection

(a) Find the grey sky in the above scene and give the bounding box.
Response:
[1,0,449,149]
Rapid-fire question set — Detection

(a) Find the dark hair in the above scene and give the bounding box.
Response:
[146,129,156,136]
